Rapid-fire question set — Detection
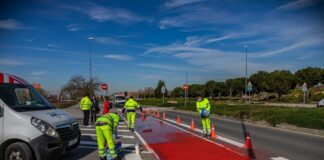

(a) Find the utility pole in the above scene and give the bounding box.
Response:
[244,45,248,103]
[185,70,188,107]
[88,37,94,97]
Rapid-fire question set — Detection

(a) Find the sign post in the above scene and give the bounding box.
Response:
[183,84,189,107]
[101,83,108,96]
[302,82,307,104]
[247,82,253,103]
[161,86,166,104]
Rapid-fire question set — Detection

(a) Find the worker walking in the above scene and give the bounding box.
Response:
[96,112,120,160]
[80,93,93,127]
[196,95,211,137]
[123,96,142,132]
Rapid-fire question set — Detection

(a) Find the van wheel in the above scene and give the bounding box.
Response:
[5,142,33,160]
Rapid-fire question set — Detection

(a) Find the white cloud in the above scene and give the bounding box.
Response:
[184,34,240,46]
[0,19,24,30]
[254,38,323,58]
[47,44,57,48]
[138,63,186,71]
[0,59,28,66]
[104,54,132,61]
[276,0,319,11]
[164,0,205,8]
[94,37,125,45]
[66,24,86,31]
[31,71,47,76]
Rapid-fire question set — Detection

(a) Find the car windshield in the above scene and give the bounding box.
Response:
[116,96,125,100]
[0,83,55,112]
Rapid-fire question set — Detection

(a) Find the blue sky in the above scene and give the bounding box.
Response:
[0,0,323,94]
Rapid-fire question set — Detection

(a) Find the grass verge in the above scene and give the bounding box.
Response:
[52,101,78,109]
[138,98,324,130]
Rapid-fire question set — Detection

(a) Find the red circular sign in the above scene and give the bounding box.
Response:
[101,83,108,90]
[183,84,189,91]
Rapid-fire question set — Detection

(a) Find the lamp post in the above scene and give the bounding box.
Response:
[243,45,248,103]
[88,37,94,97]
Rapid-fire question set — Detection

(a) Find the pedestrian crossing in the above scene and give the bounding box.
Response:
[78,120,142,160]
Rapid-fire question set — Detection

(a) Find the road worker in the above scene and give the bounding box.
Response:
[123,96,142,131]
[80,93,93,127]
[95,112,120,160]
[196,95,211,137]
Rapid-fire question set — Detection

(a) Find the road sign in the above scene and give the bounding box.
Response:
[302,82,307,92]
[183,84,189,91]
[247,81,253,92]
[101,83,108,90]
[161,86,166,94]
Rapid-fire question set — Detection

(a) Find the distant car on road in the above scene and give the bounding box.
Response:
[317,99,324,107]
[113,93,126,107]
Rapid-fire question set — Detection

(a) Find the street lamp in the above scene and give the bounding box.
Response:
[88,37,94,97]
[243,45,248,103]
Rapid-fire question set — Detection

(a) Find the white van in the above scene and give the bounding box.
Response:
[0,73,80,160]
[113,93,126,107]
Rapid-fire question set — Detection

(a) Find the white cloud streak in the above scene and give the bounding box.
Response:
[0,59,28,66]
[138,63,186,71]
[0,19,31,30]
[276,0,319,11]
[164,0,205,8]
[104,54,132,61]
[31,71,47,76]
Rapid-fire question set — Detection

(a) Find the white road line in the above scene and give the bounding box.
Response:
[118,129,131,132]
[125,152,142,160]
[81,133,135,139]
[164,118,244,148]
[80,128,96,131]
[270,157,290,160]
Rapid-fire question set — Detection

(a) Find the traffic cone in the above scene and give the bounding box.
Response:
[157,112,160,118]
[163,113,166,119]
[244,132,253,149]
[177,115,181,124]
[211,123,216,139]
[190,119,195,129]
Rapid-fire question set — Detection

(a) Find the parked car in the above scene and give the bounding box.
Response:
[0,73,80,160]
[317,99,324,107]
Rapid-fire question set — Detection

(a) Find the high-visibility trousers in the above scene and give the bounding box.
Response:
[126,112,136,129]
[201,117,211,134]
[96,125,117,158]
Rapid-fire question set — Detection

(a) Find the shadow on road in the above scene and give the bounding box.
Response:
[240,112,256,160]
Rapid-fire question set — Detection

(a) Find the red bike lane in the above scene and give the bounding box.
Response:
[136,116,248,160]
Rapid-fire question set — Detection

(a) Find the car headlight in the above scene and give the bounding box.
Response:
[31,117,59,137]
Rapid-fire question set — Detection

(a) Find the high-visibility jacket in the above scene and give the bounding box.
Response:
[80,96,93,110]
[96,113,120,129]
[196,98,211,114]
[124,98,140,110]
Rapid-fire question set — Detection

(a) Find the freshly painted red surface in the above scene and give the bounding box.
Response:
[136,117,248,160]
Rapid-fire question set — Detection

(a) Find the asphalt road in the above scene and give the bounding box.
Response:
[154,108,324,160]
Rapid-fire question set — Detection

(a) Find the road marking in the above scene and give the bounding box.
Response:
[118,129,131,132]
[125,152,142,160]
[80,128,96,131]
[78,145,97,149]
[270,157,290,160]
[81,133,135,139]
[163,117,244,148]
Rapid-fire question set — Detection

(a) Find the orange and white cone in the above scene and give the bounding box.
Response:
[190,119,195,129]
[177,115,181,124]
[157,112,160,118]
[211,123,216,139]
[163,113,166,119]
[244,132,253,149]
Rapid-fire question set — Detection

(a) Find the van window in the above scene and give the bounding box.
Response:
[115,96,125,100]
[0,84,54,112]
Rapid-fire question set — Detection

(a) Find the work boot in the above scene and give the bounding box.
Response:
[99,156,106,160]
[129,127,131,130]
[131,128,135,132]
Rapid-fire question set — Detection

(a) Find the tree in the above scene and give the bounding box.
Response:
[62,75,101,100]
[295,67,324,86]
[226,78,245,96]
[267,70,296,98]
[154,80,167,98]
[171,87,184,97]
[249,71,270,93]
[189,84,205,97]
